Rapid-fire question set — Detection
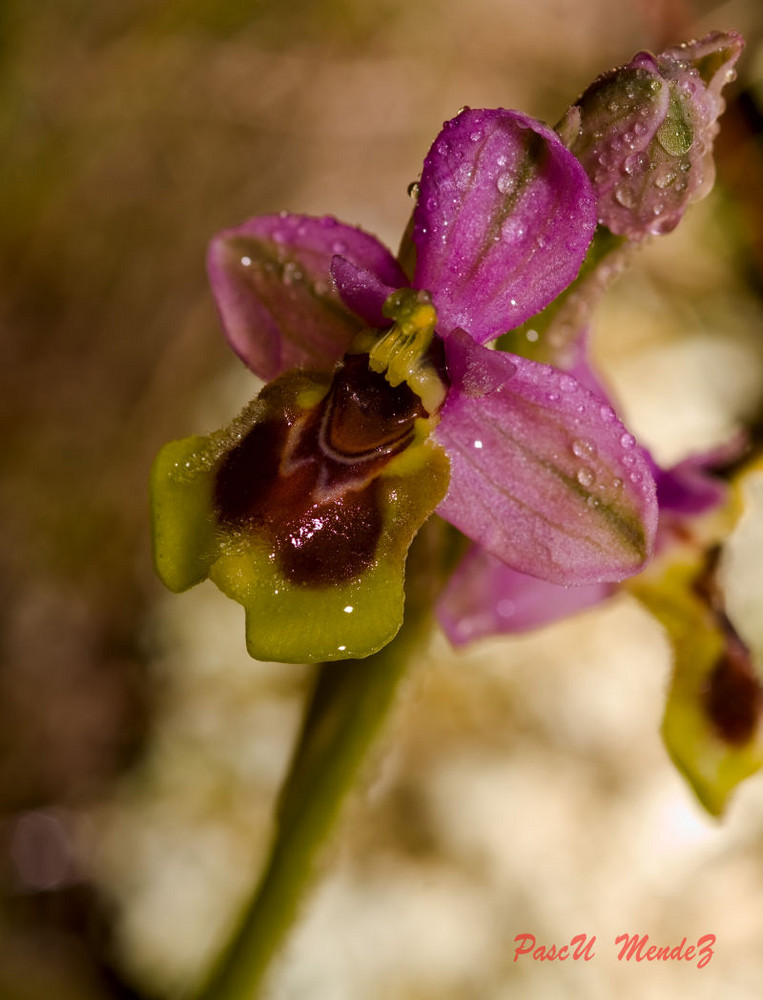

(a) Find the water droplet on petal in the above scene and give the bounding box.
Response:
[497,172,516,195]
[655,170,677,189]
[620,432,636,449]
[577,467,595,487]
[615,185,636,208]
[500,217,525,242]
[572,439,597,460]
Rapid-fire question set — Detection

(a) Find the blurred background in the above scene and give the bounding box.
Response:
[3,0,763,997]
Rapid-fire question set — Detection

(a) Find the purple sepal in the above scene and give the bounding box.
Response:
[655,458,726,517]
[331,255,406,328]
[438,547,614,645]
[207,213,406,380]
[413,108,596,342]
[434,331,657,585]
[570,335,733,520]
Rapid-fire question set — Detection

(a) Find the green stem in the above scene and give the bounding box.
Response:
[192,519,458,1000]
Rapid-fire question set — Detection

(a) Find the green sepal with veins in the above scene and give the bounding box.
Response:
[150,363,449,664]
[629,559,763,816]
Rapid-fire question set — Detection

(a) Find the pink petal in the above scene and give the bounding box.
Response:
[207,213,406,380]
[434,332,657,585]
[413,108,596,343]
[330,255,405,328]
[438,547,614,645]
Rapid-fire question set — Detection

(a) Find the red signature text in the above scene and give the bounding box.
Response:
[615,933,715,969]
[512,933,595,963]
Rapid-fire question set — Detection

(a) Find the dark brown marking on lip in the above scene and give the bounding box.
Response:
[704,633,762,746]
[213,354,426,586]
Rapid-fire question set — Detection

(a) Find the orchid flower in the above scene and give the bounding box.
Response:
[151,107,658,663]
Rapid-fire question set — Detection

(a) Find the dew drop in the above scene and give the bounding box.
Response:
[547,391,560,403]
[620,432,636,449]
[655,170,677,189]
[500,217,525,242]
[572,439,597,460]
[614,185,636,208]
[577,467,595,487]
[497,172,516,195]
[629,470,643,484]
[455,163,473,189]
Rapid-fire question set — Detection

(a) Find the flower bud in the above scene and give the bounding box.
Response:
[565,31,744,238]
